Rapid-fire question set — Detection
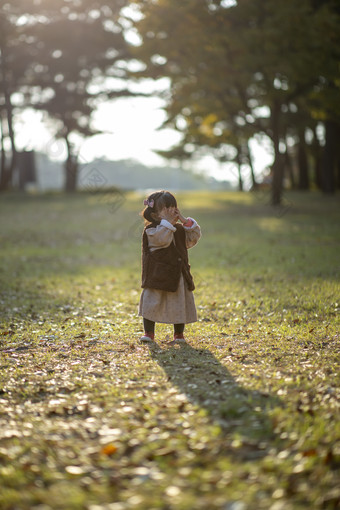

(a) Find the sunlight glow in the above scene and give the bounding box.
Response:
[15,95,272,186]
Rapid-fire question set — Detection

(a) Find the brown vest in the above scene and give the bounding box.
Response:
[141,222,195,292]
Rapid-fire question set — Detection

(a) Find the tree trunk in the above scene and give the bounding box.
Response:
[297,128,309,190]
[64,136,78,192]
[311,126,323,190]
[0,43,17,191]
[336,124,340,190]
[322,120,336,194]
[284,139,296,189]
[315,154,323,190]
[246,141,258,190]
[64,155,78,192]
[0,114,6,188]
[235,149,243,191]
[270,101,284,205]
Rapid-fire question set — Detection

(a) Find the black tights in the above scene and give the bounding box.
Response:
[143,318,184,335]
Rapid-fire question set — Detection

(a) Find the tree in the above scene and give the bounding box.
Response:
[130,0,340,204]
[309,0,340,193]
[0,1,38,190]
[20,0,134,192]
[1,0,135,192]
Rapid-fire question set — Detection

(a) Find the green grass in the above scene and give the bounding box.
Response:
[0,190,339,510]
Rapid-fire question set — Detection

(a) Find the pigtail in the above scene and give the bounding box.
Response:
[142,204,156,224]
[140,190,177,225]
[140,191,162,224]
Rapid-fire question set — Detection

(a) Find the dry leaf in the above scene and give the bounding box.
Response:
[301,448,317,457]
[101,444,118,456]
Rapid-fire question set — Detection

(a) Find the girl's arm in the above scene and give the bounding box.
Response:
[176,209,201,248]
[184,219,201,248]
[146,220,176,252]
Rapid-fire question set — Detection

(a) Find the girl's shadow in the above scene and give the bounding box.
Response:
[147,340,281,459]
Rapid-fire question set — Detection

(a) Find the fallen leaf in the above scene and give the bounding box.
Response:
[1,330,14,336]
[101,444,118,456]
[301,448,317,457]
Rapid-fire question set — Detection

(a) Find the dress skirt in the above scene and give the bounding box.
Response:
[138,274,197,324]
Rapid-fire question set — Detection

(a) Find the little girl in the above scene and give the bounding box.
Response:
[139,190,201,343]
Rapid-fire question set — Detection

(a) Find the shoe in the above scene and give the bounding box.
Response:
[139,332,154,343]
[173,334,186,343]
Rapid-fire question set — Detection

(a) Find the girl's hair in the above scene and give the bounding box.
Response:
[141,190,177,224]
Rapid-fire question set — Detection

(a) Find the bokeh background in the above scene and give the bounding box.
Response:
[1,0,339,203]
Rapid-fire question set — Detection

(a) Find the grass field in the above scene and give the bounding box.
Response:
[0,190,339,510]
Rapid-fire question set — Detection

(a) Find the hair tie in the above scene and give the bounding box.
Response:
[143,198,154,208]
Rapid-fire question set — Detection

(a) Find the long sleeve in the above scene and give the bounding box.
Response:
[146,219,176,252]
[146,218,201,251]
[183,218,201,249]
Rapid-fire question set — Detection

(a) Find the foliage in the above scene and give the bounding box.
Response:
[0,0,134,192]
[130,0,340,201]
[0,190,339,509]
[28,0,134,192]
[0,1,39,190]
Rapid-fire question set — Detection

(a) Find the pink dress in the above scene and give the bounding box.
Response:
[138,218,201,324]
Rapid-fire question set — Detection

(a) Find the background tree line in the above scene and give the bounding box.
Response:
[0,0,133,193]
[1,0,339,204]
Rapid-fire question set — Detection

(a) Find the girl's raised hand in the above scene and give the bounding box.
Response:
[175,208,188,224]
